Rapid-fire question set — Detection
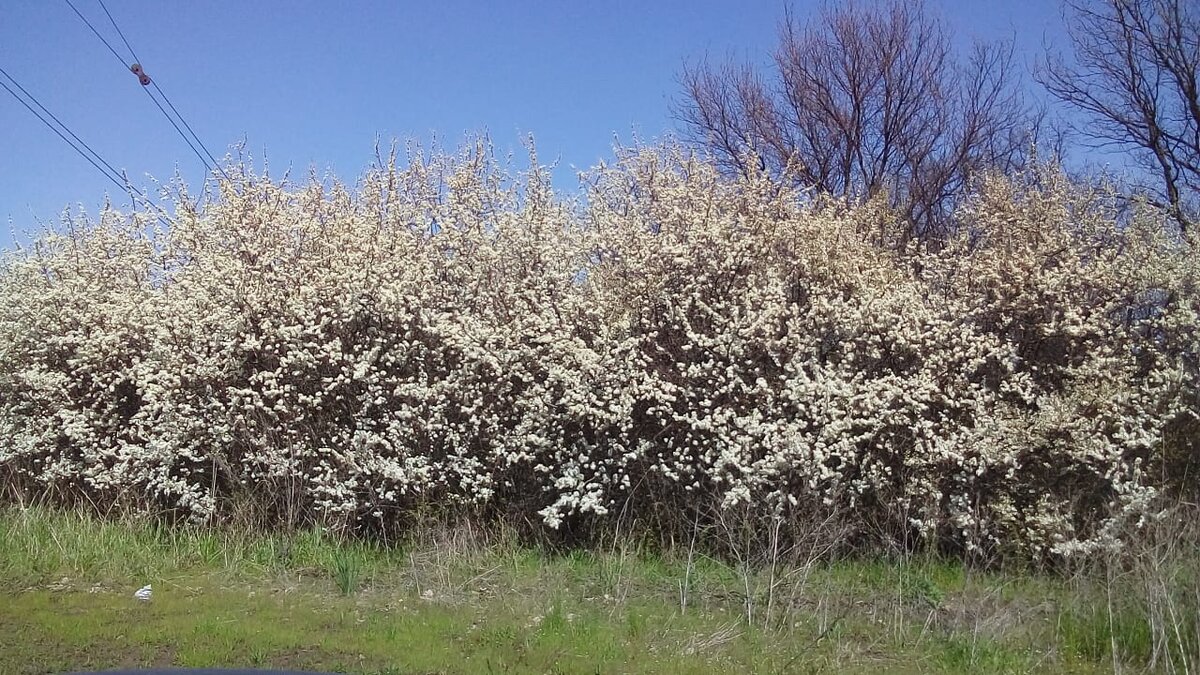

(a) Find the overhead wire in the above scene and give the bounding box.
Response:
[94,0,229,180]
[61,0,126,66]
[62,0,233,184]
[0,66,126,190]
[97,0,233,183]
[94,0,140,64]
[139,79,219,178]
[63,0,213,177]
[61,0,211,177]
[0,66,175,229]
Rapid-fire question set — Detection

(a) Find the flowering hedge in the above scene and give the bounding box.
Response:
[0,142,1196,559]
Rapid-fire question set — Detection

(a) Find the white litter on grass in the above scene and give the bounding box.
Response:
[134,584,152,602]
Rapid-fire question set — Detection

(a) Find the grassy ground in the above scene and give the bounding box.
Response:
[0,506,1181,674]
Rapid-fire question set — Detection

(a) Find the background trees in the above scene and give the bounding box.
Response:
[1040,0,1200,234]
[675,0,1037,243]
[677,0,1200,242]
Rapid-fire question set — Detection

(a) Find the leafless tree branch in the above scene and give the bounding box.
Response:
[674,0,1040,244]
[1038,0,1199,233]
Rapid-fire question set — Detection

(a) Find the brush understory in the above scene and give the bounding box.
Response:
[2,506,1197,674]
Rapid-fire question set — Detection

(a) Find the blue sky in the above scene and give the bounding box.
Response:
[1,1,1067,252]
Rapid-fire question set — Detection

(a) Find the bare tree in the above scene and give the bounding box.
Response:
[675,0,1038,243]
[1040,0,1200,233]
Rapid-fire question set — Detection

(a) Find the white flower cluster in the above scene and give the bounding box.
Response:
[0,141,1195,559]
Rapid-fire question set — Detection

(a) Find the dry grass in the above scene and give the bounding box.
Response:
[6,503,1195,673]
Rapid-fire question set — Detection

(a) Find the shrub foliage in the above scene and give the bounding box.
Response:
[0,142,1195,561]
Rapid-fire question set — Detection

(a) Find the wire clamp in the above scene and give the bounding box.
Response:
[130,63,151,86]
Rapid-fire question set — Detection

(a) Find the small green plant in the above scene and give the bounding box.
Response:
[907,572,945,610]
[330,549,364,596]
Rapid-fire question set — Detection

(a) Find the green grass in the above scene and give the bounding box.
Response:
[0,506,1170,674]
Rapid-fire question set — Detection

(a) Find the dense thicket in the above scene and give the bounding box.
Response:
[0,143,1195,561]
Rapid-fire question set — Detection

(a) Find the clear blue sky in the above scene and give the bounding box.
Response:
[1,1,1067,252]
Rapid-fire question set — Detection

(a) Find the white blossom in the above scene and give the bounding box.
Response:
[0,142,1194,558]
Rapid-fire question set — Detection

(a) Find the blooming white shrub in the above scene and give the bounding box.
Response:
[0,140,1195,560]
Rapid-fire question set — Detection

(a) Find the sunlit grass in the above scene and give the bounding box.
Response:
[0,505,1180,673]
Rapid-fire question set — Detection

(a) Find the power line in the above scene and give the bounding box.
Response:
[138,84,218,178]
[0,66,125,189]
[60,0,213,174]
[62,0,233,184]
[148,83,230,180]
[95,0,231,182]
[95,0,141,65]
[62,0,127,68]
[0,67,174,228]
[0,76,126,194]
